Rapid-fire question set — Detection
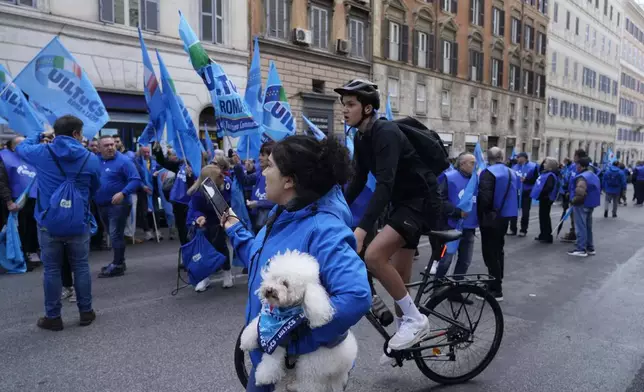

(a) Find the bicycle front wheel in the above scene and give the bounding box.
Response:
[234,327,251,389]
[414,284,503,385]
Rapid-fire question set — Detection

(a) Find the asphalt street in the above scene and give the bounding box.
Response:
[2,192,644,392]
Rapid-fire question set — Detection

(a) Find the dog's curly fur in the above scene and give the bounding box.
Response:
[239,250,358,392]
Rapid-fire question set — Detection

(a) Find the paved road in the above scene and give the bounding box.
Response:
[1,196,644,392]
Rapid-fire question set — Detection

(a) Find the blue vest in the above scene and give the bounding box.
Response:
[0,149,37,199]
[636,166,644,181]
[530,171,558,201]
[486,163,519,218]
[445,170,478,229]
[170,164,190,205]
[512,161,538,191]
[575,170,601,208]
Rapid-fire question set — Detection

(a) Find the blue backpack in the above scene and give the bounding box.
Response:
[605,170,621,189]
[41,146,92,237]
[180,229,227,286]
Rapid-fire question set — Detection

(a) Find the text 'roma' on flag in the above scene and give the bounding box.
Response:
[237,36,264,161]
[137,28,166,144]
[13,36,109,139]
[0,64,45,137]
[178,11,261,138]
[262,61,296,142]
[155,50,203,176]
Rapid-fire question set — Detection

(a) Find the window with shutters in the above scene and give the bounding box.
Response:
[491,58,502,87]
[564,56,569,78]
[537,32,546,55]
[551,51,557,73]
[539,0,548,15]
[416,84,426,114]
[202,0,224,44]
[511,18,521,44]
[535,74,544,97]
[553,2,558,22]
[413,11,434,69]
[389,22,401,61]
[524,25,534,50]
[469,50,483,82]
[566,11,570,30]
[470,0,483,26]
[309,5,330,50]
[266,0,290,40]
[99,0,159,31]
[388,77,399,111]
[523,69,534,94]
[417,32,428,68]
[441,40,458,76]
[441,0,457,13]
[492,7,504,37]
[510,64,520,91]
[349,18,366,59]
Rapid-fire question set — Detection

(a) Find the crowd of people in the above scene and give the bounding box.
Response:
[2,77,644,391]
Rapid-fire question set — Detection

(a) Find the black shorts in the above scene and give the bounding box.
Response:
[386,198,438,250]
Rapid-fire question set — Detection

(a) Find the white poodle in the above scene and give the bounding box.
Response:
[239,249,358,392]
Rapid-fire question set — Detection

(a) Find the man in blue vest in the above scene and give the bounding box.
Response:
[95,135,141,278]
[477,147,519,301]
[561,149,588,242]
[568,157,601,257]
[509,152,539,237]
[0,136,40,270]
[437,152,478,304]
[602,161,627,218]
[16,115,101,331]
[634,161,644,206]
[531,157,559,243]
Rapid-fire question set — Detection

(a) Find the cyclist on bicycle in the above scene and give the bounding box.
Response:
[336,79,441,352]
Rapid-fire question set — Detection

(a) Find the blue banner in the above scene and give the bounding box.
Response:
[203,123,215,161]
[138,28,166,143]
[156,50,203,176]
[178,11,261,138]
[0,65,44,137]
[238,37,264,160]
[262,62,296,141]
[385,95,394,120]
[302,115,326,141]
[14,37,109,139]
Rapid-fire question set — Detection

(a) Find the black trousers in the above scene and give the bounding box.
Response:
[136,192,157,232]
[172,202,190,245]
[636,181,644,205]
[538,200,553,242]
[90,200,105,249]
[510,190,532,233]
[18,198,38,254]
[480,218,510,293]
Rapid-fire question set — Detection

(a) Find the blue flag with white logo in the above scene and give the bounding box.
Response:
[14,37,109,139]
[203,123,215,161]
[238,37,263,160]
[138,28,166,144]
[385,96,394,121]
[302,115,326,141]
[178,11,261,138]
[156,50,203,176]
[262,62,296,141]
[0,65,44,137]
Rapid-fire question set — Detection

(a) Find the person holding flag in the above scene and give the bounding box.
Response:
[136,146,162,241]
[634,161,644,205]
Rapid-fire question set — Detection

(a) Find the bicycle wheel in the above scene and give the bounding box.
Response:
[414,284,503,385]
[234,327,251,389]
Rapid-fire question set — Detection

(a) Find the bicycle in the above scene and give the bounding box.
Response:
[234,229,504,388]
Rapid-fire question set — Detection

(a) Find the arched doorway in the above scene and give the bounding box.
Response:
[198,106,220,149]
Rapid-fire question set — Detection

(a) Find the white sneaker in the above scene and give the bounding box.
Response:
[388,316,431,351]
[69,290,77,303]
[222,270,234,288]
[195,277,211,292]
[144,231,154,241]
[28,253,41,262]
[61,287,73,300]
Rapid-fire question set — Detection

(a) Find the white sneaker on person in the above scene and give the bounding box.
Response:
[144,231,154,241]
[61,287,73,300]
[195,277,211,292]
[222,270,234,288]
[387,316,431,351]
[69,290,77,303]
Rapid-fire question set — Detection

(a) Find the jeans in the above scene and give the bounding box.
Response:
[538,199,553,241]
[604,193,619,215]
[573,206,594,252]
[510,190,532,233]
[436,228,475,279]
[480,218,510,293]
[38,227,92,318]
[99,203,131,266]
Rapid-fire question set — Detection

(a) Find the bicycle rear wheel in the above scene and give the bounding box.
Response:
[234,327,251,389]
[414,284,503,385]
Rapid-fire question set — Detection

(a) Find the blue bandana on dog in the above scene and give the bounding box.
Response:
[258,303,306,354]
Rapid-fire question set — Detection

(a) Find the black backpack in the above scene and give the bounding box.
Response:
[389,117,450,176]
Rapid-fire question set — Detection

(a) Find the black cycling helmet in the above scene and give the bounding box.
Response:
[334,79,381,111]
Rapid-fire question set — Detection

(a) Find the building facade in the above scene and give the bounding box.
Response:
[0,0,249,148]
[616,0,644,165]
[371,0,548,159]
[544,0,622,164]
[248,0,372,137]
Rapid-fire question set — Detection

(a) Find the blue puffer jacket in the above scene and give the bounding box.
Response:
[226,185,371,367]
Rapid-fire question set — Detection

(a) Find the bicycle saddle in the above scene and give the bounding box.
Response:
[428,230,462,242]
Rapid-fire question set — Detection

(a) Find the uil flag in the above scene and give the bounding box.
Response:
[474,142,487,173]
[178,11,261,138]
[156,50,203,176]
[14,37,109,139]
[302,115,326,141]
[0,65,45,137]
[138,28,166,143]
[385,96,394,121]
[262,61,296,141]
[237,37,264,160]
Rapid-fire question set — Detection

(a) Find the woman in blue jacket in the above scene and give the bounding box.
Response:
[222,136,372,392]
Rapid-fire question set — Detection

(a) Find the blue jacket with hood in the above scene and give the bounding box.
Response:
[16,134,101,227]
[226,185,371,367]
